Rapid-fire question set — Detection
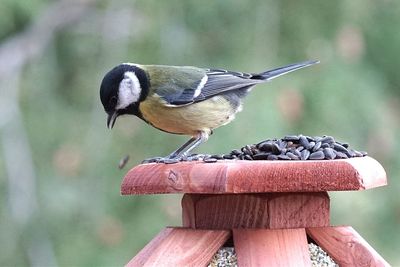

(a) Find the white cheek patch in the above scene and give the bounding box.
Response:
[116,71,142,109]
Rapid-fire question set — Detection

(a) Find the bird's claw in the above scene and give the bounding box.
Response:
[141,156,183,164]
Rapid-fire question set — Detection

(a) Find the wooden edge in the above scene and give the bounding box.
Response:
[181,193,330,230]
[345,157,387,190]
[306,226,390,267]
[121,156,387,195]
[233,228,311,267]
[125,227,230,267]
[181,194,199,228]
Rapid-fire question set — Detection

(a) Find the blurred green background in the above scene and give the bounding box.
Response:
[0,0,399,266]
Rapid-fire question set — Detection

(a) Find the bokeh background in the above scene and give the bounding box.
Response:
[0,0,399,266]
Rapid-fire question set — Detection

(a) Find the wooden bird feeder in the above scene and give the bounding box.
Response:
[121,156,390,266]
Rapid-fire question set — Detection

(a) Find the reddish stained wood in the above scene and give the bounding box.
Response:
[126,227,230,267]
[233,228,311,267]
[182,193,329,229]
[306,226,390,267]
[268,192,330,229]
[121,156,387,195]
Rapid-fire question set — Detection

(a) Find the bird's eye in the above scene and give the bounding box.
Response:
[109,96,118,107]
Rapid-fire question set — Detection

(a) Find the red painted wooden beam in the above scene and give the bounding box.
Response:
[121,156,386,195]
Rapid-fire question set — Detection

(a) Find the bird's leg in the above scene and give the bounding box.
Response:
[176,131,209,158]
[142,132,209,164]
[167,136,197,159]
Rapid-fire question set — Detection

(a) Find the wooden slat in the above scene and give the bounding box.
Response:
[182,192,329,229]
[268,192,330,229]
[126,227,230,267]
[121,156,387,195]
[307,226,390,267]
[233,228,311,267]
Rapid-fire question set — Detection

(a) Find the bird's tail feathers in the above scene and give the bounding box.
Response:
[257,60,319,81]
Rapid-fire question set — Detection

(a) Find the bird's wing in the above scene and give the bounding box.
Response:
[194,69,261,102]
[145,65,261,106]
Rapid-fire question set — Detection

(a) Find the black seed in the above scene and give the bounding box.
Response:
[335,151,348,159]
[308,141,316,150]
[347,149,356,157]
[211,154,224,160]
[323,148,336,160]
[283,135,300,141]
[271,143,281,154]
[306,136,316,142]
[278,154,291,160]
[243,154,252,160]
[164,158,180,164]
[297,146,305,152]
[341,142,349,148]
[309,151,325,160]
[300,150,310,160]
[333,143,349,153]
[321,143,330,149]
[354,150,363,157]
[223,154,235,159]
[286,152,299,160]
[320,136,335,144]
[244,145,253,156]
[204,157,218,163]
[277,139,286,149]
[293,149,302,157]
[313,141,322,152]
[267,154,278,160]
[258,142,274,152]
[299,136,310,148]
[118,155,130,169]
[253,153,270,160]
[231,149,241,155]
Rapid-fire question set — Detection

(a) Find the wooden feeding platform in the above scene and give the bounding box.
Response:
[121,156,390,266]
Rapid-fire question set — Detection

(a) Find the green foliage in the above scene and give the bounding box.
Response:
[1,0,400,265]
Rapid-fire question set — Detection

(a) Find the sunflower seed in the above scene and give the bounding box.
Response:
[301,149,310,160]
[320,136,335,144]
[333,143,348,153]
[164,158,180,164]
[309,151,325,160]
[323,148,336,160]
[286,152,299,160]
[267,154,278,160]
[283,135,300,141]
[278,154,291,160]
[253,153,270,160]
[313,141,322,152]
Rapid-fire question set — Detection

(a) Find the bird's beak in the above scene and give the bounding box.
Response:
[107,111,118,129]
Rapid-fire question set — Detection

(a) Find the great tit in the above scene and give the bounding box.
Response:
[100,60,319,160]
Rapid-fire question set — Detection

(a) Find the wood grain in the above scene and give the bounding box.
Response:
[182,193,329,229]
[233,228,311,267]
[126,227,230,267]
[307,226,390,267]
[121,156,387,195]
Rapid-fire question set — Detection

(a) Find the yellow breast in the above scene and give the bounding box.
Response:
[139,94,238,136]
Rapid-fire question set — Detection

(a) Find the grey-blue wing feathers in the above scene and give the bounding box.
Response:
[158,60,319,106]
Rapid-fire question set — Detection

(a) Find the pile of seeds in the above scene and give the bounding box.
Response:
[142,135,367,164]
[208,247,237,267]
[207,244,337,267]
[309,243,338,267]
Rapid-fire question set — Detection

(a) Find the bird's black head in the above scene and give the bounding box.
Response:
[99,63,149,129]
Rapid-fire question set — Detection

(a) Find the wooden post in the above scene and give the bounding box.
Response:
[121,157,390,267]
[181,192,330,229]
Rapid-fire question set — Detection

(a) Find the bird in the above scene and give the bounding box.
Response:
[100,60,319,161]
